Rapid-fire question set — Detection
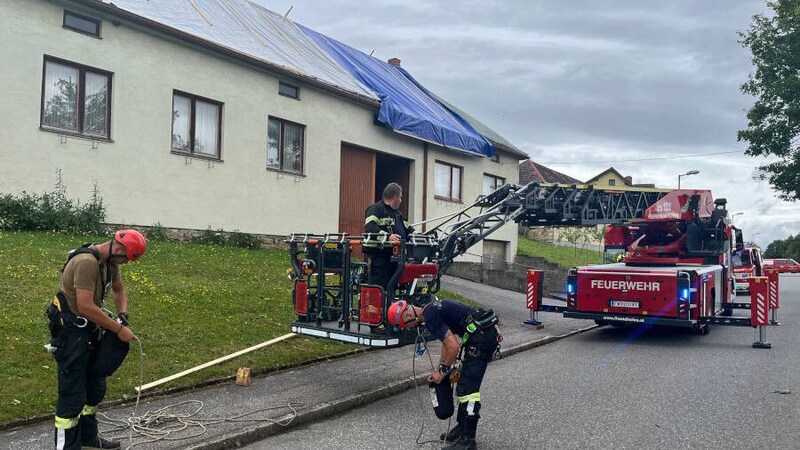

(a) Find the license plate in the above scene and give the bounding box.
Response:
[610,300,639,308]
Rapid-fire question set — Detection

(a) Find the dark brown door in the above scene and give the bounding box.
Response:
[375,153,410,218]
[339,145,375,237]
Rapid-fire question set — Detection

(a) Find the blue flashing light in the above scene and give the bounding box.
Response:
[681,288,689,300]
[567,283,575,294]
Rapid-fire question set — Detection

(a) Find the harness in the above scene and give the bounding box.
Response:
[459,309,499,345]
[47,245,110,334]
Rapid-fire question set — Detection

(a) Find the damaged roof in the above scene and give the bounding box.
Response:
[81,0,511,156]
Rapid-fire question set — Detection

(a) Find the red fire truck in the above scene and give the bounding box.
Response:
[562,190,763,335]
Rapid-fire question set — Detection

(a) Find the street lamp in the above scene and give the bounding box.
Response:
[677,170,700,189]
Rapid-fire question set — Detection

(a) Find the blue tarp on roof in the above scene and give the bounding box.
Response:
[298,25,494,157]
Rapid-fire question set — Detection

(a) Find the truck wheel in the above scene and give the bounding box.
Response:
[693,324,709,335]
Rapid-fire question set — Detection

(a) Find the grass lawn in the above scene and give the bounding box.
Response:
[517,234,605,268]
[0,231,472,424]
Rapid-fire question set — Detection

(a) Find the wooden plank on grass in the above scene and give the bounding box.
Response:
[135,333,296,392]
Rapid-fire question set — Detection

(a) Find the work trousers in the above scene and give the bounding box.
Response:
[53,326,106,450]
[365,252,397,292]
[454,326,498,438]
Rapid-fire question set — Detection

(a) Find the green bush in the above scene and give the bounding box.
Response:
[227,230,261,249]
[0,172,105,233]
[191,227,228,246]
[146,222,169,241]
[190,227,261,249]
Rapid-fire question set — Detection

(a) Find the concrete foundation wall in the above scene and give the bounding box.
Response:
[448,255,567,296]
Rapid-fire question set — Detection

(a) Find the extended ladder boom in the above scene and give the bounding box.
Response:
[427,182,668,280]
[286,181,669,347]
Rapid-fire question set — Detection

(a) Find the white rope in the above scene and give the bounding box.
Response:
[98,338,303,449]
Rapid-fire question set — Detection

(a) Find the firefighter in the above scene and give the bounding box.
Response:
[363,182,413,291]
[47,229,146,450]
[387,298,500,450]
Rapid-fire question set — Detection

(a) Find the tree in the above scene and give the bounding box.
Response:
[558,227,584,256]
[764,234,800,259]
[763,236,790,258]
[738,0,800,201]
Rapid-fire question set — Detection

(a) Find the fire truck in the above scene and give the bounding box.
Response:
[563,190,743,334]
[287,183,777,348]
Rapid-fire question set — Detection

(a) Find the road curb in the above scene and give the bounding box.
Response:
[189,324,598,450]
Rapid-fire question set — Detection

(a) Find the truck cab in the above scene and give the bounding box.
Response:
[732,247,763,294]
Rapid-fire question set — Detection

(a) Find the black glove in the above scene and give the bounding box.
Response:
[117,312,129,327]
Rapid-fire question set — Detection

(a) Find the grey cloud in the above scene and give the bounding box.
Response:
[258,0,791,244]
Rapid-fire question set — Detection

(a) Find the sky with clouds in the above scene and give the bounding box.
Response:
[257,0,798,248]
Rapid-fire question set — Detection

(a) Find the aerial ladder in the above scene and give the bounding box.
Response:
[286,181,669,347]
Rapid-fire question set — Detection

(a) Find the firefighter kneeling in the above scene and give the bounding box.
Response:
[388,298,501,450]
[46,230,146,450]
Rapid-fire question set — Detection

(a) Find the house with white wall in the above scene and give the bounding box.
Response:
[0,0,527,262]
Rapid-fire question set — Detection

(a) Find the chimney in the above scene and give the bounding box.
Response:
[387,58,401,67]
[624,176,632,185]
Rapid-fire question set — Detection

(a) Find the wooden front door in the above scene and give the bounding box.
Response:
[339,145,375,237]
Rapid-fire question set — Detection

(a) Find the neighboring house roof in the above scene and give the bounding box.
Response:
[584,167,657,188]
[585,167,630,185]
[85,0,500,157]
[519,159,582,185]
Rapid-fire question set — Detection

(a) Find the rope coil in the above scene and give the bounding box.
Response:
[98,339,303,449]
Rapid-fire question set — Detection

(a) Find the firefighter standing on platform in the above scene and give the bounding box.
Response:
[47,229,146,450]
[388,298,500,450]
[363,182,413,291]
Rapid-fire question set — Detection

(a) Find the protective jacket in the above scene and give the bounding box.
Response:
[363,200,413,252]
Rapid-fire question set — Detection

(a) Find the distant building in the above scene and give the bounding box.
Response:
[585,167,655,188]
[519,159,582,185]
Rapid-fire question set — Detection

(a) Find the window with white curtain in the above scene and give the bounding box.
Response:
[41,56,111,138]
[267,117,305,174]
[171,91,222,159]
[483,173,505,195]
[434,161,462,202]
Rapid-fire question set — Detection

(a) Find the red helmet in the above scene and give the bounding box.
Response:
[387,300,409,330]
[114,229,146,261]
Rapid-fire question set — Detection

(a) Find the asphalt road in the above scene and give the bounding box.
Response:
[247,274,800,450]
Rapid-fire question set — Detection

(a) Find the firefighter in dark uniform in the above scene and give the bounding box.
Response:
[47,229,146,450]
[363,182,413,291]
[388,298,500,450]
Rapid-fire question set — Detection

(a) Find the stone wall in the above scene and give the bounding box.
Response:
[105,224,287,250]
[447,255,567,297]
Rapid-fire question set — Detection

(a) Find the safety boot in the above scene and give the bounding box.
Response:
[439,423,462,442]
[441,434,477,450]
[82,434,120,449]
